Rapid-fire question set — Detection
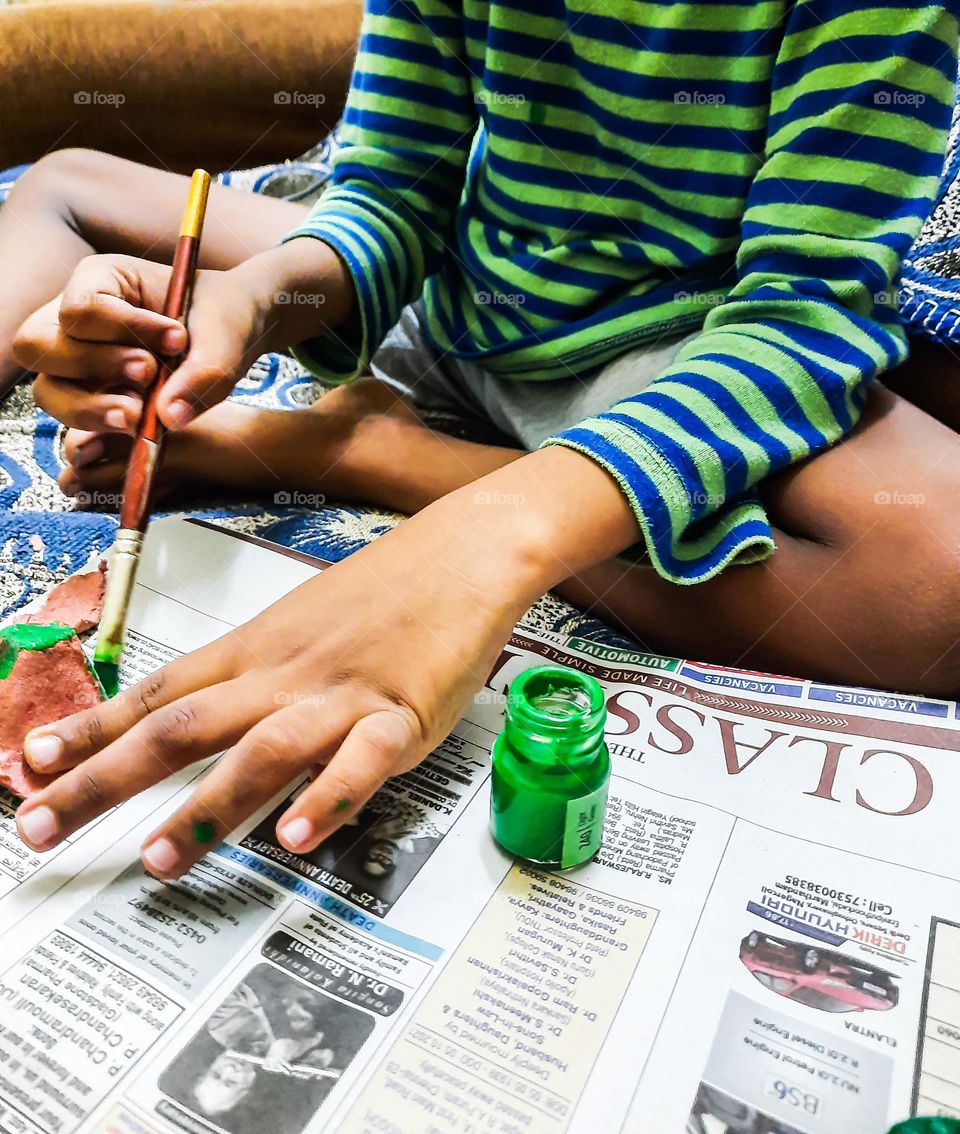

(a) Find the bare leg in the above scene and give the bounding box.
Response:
[0,149,311,391]
[563,382,960,694]
[67,361,960,695]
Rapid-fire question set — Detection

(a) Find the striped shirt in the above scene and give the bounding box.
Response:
[285,0,959,583]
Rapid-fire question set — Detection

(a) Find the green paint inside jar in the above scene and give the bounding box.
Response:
[490,664,610,869]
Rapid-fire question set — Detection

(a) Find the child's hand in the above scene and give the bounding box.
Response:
[13,253,273,433]
[12,237,348,434]
[13,495,540,879]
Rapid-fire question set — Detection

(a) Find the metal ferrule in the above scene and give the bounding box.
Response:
[96,528,144,662]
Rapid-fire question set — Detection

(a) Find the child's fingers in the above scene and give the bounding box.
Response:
[63,429,131,468]
[33,374,142,433]
[157,357,240,430]
[22,636,246,773]
[155,290,253,429]
[16,678,269,853]
[58,255,187,354]
[137,700,356,880]
[14,300,159,386]
[275,708,419,854]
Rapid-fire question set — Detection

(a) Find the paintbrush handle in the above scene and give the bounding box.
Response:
[119,170,210,532]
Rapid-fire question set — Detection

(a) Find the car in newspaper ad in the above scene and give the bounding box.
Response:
[739,931,899,1014]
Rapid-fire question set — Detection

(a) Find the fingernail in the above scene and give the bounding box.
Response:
[105,409,127,431]
[73,439,103,467]
[61,476,81,498]
[165,400,193,430]
[142,837,180,877]
[18,806,58,849]
[25,734,63,770]
[125,358,150,383]
[162,326,187,355]
[279,817,313,851]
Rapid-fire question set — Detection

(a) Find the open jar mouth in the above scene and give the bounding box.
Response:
[504,665,606,752]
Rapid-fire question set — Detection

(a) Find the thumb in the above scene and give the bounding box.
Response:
[154,300,254,430]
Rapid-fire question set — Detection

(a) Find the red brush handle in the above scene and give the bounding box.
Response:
[119,233,199,531]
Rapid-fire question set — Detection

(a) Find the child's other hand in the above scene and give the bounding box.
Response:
[13,253,271,433]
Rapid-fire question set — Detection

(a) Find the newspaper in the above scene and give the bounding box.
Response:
[0,515,958,1134]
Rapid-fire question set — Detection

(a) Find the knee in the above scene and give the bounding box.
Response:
[8,148,116,209]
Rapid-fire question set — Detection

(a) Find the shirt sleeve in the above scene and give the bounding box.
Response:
[544,1,959,584]
[282,0,476,382]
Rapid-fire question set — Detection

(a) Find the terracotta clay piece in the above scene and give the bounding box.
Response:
[25,561,107,634]
[0,625,103,798]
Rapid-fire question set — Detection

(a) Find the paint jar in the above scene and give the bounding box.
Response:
[490,664,610,869]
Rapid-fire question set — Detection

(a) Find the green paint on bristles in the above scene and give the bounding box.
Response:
[93,638,123,699]
[93,659,120,699]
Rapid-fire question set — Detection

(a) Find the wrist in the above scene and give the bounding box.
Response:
[228,238,353,354]
[415,447,641,605]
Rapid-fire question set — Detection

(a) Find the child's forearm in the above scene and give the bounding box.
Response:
[417,446,641,607]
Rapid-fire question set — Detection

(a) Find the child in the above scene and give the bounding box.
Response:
[6,0,959,879]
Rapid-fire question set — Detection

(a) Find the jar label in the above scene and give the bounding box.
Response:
[561,782,608,868]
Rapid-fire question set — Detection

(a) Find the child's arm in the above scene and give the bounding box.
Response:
[14,444,633,878]
[542,1,959,584]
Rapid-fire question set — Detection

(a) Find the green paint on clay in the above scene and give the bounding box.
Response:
[335,799,351,812]
[193,821,216,845]
[0,624,81,680]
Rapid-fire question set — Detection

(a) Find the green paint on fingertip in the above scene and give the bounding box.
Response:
[193,820,216,845]
[335,799,351,813]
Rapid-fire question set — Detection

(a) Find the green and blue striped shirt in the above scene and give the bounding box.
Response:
[286,0,959,582]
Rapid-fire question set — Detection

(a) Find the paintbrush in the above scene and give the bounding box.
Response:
[93,169,211,696]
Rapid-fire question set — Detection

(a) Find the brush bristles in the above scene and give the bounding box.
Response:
[94,528,143,694]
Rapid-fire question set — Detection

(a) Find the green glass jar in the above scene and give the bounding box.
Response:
[490,664,610,869]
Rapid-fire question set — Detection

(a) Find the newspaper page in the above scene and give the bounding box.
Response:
[0,516,957,1134]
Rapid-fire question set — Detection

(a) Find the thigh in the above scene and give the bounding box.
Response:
[760,381,960,549]
[567,383,960,693]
